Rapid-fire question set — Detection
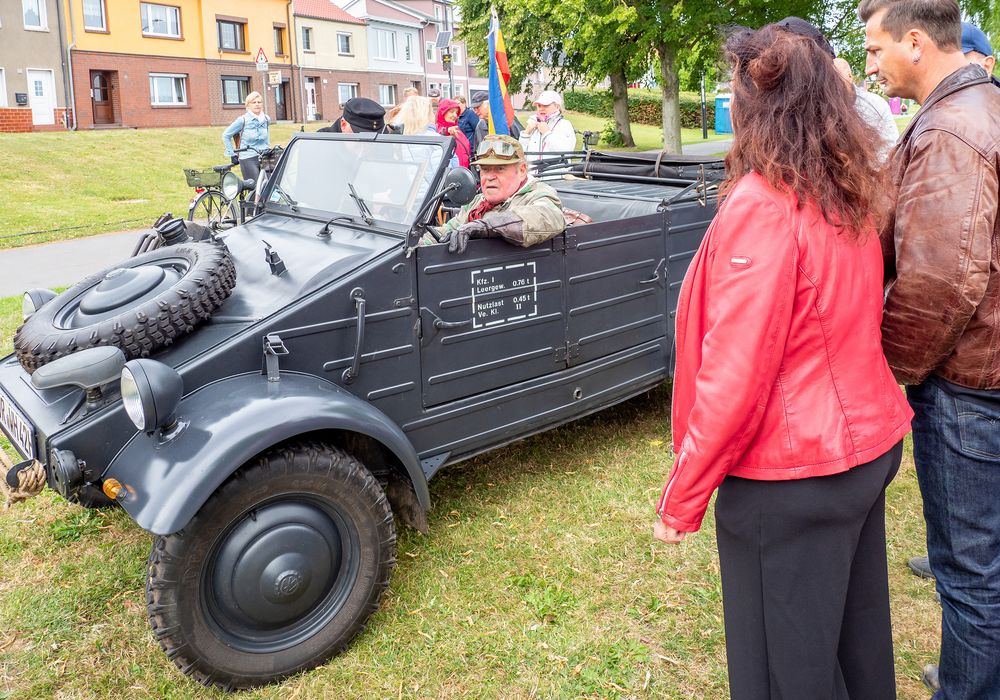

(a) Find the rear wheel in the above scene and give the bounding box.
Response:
[188,190,236,231]
[146,442,396,690]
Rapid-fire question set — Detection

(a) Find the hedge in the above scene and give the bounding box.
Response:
[563,89,717,130]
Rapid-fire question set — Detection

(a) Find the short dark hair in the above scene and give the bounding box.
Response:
[858,0,961,50]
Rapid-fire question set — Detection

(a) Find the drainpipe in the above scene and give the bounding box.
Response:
[63,0,78,129]
[288,0,304,123]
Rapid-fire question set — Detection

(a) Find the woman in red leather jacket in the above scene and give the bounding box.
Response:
[653,22,912,700]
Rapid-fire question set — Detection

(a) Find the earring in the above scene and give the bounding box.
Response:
[912,53,921,64]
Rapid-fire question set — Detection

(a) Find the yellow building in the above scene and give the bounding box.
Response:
[63,0,293,127]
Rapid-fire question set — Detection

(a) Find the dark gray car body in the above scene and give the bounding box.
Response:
[0,133,720,536]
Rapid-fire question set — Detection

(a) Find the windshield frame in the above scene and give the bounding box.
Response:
[260,132,455,237]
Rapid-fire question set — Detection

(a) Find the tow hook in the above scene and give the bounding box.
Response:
[0,451,46,507]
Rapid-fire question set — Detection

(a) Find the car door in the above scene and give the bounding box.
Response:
[416,237,566,406]
[564,213,668,365]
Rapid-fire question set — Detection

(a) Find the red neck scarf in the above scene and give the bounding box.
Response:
[467,177,528,221]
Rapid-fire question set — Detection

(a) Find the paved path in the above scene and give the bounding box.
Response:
[682,138,732,156]
[0,229,148,296]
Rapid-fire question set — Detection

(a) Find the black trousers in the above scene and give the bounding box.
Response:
[239,155,260,183]
[715,440,903,700]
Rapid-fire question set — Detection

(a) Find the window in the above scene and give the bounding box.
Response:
[91,73,109,101]
[83,0,107,31]
[149,73,186,105]
[141,3,180,38]
[273,26,284,55]
[22,0,47,29]
[301,26,313,51]
[337,83,358,105]
[452,45,462,66]
[404,34,413,62]
[0,69,7,107]
[337,32,352,55]
[373,28,396,60]
[221,76,250,105]
[425,41,435,62]
[378,84,396,106]
[218,20,245,51]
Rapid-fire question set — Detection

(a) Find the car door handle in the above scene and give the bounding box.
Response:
[342,288,366,383]
[433,318,472,330]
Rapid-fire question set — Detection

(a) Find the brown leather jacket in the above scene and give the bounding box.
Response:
[881,65,1000,389]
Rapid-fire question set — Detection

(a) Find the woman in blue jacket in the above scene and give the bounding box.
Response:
[222,91,270,181]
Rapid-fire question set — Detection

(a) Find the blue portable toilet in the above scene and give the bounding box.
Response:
[715,94,732,134]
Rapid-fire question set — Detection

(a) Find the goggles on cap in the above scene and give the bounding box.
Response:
[475,137,520,161]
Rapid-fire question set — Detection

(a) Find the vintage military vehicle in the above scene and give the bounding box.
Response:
[0,133,723,689]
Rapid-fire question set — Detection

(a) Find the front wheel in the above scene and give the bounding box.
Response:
[146,442,397,690]
[188,190,236,231]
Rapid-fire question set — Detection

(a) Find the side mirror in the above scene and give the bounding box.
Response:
[442,168,477,207]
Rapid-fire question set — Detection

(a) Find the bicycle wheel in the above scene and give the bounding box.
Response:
[188,190,237,231]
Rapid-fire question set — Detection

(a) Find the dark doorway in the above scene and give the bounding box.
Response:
[273,81,287,121]
[90,71,114,125]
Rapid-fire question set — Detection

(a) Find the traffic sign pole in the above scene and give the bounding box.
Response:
[255,48,270,120]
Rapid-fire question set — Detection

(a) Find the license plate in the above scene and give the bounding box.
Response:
[0,388,35,460]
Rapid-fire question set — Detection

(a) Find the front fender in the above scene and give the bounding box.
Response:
[107,372,429,535]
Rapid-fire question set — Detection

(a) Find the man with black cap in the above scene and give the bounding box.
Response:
[318,97,387,133]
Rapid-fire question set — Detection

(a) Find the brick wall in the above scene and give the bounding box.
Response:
[206,59,293,125]
[71,51,212,129]
[298,69,414,125]
[0,108,34,133]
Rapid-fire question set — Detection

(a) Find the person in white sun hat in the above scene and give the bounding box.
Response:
[520,90,576,162]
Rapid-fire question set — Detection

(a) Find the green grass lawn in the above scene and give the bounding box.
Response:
[0,292,939,699]
[0,113,727,251]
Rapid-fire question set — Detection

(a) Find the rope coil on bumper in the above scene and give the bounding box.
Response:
[1,450,46,507]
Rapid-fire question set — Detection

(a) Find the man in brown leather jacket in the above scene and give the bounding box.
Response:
[861,1,1000,696]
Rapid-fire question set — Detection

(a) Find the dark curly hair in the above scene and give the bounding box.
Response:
[721,23,890,238]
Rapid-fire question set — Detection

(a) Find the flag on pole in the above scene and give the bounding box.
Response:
[487,7,516,135]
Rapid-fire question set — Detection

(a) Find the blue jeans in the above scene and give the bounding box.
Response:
[908,377,1000,700]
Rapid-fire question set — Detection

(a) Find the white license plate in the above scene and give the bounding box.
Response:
[0,388,35,460]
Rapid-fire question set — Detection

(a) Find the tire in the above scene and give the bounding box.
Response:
[13,242,235,373]
[146,442,397,690]
[188,190,236,231]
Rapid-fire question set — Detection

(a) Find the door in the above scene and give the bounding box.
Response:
[304,77,317,121]
[90,71,114,125]
[416,238,566,406]
[564,214,667,365]
[26,69,55,125]
[273,82,287,121]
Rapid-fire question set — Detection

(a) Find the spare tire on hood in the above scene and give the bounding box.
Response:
[14,241,236,374]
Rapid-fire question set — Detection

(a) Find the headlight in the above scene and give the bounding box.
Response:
[222,171,242,200]
[22,288,57,321]
[120,360,183,433]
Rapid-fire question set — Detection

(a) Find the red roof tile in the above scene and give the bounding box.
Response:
[293,0,366,24]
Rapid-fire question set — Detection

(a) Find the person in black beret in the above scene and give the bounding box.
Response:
[318,97,387,133]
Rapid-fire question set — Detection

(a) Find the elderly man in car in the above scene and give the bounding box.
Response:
[425,135,565,254]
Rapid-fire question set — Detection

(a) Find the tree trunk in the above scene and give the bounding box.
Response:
[656,41,682,153]
[608,68,635,147]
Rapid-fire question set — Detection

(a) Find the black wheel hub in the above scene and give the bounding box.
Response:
[55,259,188,328]
[204,499,358,653]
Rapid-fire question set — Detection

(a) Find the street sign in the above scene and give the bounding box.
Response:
[256,62,269,72]
[268,70,281,86]
[255,48,269,72]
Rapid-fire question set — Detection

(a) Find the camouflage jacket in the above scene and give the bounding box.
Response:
[424,178,565,247]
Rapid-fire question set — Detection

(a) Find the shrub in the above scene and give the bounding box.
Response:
[563,88,717,130]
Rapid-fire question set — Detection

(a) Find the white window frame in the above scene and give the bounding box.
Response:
[378,84,396,107]
[83,0,107,31]
[425,41,435,62]
[301,26,313,51]
[336,32,352,55]
[141,3,180,38]
[149,72,187,105]
[452,45,463,66]
[404,34,413,62]
[22,0,48,30]
[373,28,397,60]
[0,69,7,107]
[337,82,358,105]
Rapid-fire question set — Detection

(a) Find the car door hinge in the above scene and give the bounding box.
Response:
[553,230,576,252]
[262,333,289,382]
[555,341,579,363]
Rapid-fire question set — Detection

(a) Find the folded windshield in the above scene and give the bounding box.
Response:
[269,138,446,227]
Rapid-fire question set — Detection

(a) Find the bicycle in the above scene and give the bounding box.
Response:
[184,162,237,232]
